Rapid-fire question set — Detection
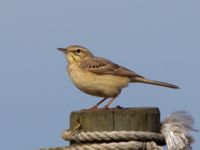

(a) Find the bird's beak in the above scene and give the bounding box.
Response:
[57,48,67,53]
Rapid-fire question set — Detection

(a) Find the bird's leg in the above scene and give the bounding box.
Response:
[102,96,117,109]
[89,97,107,110]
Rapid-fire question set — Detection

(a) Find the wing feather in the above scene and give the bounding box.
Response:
[80,57,143,78]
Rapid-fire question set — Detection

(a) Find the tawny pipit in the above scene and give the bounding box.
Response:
[58,45,179,110]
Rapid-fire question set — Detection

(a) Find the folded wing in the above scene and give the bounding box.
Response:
[80,57,143,78]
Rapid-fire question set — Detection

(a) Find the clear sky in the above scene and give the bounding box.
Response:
[0,0,199,149]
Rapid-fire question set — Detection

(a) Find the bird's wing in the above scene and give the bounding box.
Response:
[80,57,143,78]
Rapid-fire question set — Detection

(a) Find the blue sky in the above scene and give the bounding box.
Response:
[0,0,199,149]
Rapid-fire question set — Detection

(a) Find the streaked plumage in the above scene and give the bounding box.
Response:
[58,45,179,109]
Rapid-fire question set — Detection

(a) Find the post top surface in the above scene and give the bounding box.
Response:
[72,107,160,113]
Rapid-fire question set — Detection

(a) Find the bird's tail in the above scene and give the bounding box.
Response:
[131,77,179,89]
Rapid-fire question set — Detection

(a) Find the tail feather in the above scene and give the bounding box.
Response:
[131,77,179,89]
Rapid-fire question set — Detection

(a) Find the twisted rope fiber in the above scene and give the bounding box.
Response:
[62,131,165,144]
[62,111,196,150]
[64,141,162,150]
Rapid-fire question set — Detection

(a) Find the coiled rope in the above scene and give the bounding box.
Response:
[62,111,196,150]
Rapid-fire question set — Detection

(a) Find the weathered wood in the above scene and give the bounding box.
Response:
[41,107,162,150]
[70,107,160,133]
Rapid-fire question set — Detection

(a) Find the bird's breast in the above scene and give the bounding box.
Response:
[67,63,130,97]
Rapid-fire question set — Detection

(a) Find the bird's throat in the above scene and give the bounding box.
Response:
[66,54,80,64]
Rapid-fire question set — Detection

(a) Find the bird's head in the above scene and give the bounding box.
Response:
[57,45,94,63]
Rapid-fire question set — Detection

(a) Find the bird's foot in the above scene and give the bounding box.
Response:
[101,105,109,110]
[89,105,99,111]
[80,105,99,112]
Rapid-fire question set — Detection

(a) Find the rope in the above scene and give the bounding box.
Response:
[61,111,196,150]
[62,130,164,150]
[63,141,162,150]
[62,131,165,145]
[161,111,197,150]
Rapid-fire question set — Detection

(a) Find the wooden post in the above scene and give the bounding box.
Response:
[70,107,160,133]
[41,107,162,150]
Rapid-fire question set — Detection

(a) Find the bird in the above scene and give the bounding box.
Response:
[58,45,179,110]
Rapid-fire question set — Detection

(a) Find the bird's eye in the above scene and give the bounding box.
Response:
[76,49,81,53]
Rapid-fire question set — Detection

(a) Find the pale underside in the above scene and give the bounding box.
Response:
[67,57,139,97]
[67,56,178,98]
